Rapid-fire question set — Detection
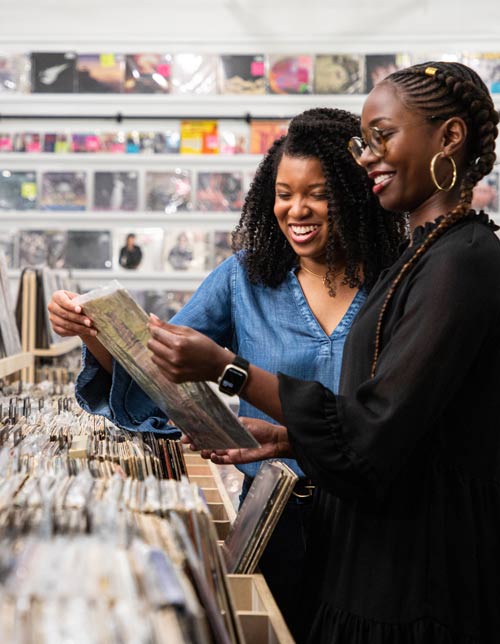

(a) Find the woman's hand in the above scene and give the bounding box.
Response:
[147,315,231,383]
[181,417,293,464]
[47,290,97,339]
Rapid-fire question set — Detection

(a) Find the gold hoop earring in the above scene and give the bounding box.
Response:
[430,152,457,192]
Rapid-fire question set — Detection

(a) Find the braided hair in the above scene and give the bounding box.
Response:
[233,107,406,294]
[370,61,499,376]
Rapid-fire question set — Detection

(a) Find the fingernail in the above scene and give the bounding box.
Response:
[149,313,160,321]
[74,306,81,313]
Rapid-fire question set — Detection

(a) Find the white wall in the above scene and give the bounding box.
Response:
[1,0,500,50]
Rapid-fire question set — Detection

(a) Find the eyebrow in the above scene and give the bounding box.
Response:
[366,116,393,127]
[275,182,326,188]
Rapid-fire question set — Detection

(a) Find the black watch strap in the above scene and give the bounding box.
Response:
[232,355,249,371]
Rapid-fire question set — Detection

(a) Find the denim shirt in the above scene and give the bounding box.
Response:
[76,254,366,478]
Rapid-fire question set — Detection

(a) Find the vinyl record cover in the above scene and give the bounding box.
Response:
[93,172,138,211]
[180,121,218,154]
[139,131,157,154]
[74,283,260,449]
[196,172,244,212]
[31,52,77,93]
[364,53,411,92]
[162,228,210,272]
[100,132,126,153]
[0,133,13,152]
[145,170,193,213]
[40,171,87,210]
[43,132,70,153]
[77,54,124,93]
[462,52,500,93]
[124,53,172,93]
[267,54,313,94]
[249,120,288,154]
[18,229,67,268]
[140,290,194,320]
[0,53,29,92]
[0,170,37,210]
[151,128,181,154]
[213,231,233,268]
[125,131,141,154]
[64,230,112,269]
[71,133,100,153]
[114,228,164,272]
[171,54,217,95]
[314,54,364,94]
[219,54,266,94]
[219,121,249,154]
[472,171,499,214]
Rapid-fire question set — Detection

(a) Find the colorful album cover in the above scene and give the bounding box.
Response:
[125,131,141,154]
[42,133,70,153]
[124,54,172,93]
[219,121,249,154]
[113,228,164,272]
[71,133,100,153]
[0,53,29,92]
[77,54,124,93]
[139,131,156,154]
[219,55,266,94]
[250,120,288,154]
[462,52,500,93]
[196,172,244,211]
[42,133,57,153]
[171,54,218,95]
[213,230,233,267]
[364,54,411,92]
[93,172,138,211]
[267,55,313,94]
[151,127,181,154]
[0,170,37,210]
[472,171,499,214]
[100,132,126,153]
[0,133,13,152]
[31,52,77,93]
[142,290,194,320]
[145,170,193,213]
[18,230,67,268]
[162,228,210,272]
[40,171,87,210]
[64,230,112,269]
[180,120,218,154]
[314,54,364,94]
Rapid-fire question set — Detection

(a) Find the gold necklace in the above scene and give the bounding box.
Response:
[299,263,327,284]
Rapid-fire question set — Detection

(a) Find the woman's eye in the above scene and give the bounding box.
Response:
[311,193,327,200]
[276,193,291,199]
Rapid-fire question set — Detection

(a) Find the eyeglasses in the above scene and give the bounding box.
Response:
[348,116,443,166]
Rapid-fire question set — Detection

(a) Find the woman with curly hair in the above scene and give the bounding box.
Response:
[48,107,405,637]
[148,62,500,642]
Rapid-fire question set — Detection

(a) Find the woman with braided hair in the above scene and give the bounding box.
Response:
[48,107,403,638]
[147,61,500,642]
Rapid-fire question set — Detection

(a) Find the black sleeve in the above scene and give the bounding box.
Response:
[279,229,500,499]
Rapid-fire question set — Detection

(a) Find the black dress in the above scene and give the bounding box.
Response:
[278,214,500,643]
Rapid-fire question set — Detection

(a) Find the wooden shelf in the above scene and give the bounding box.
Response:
[0,352,33,378]
[32,336,82,357]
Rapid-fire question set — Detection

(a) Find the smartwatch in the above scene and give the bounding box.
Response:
[217,355,249,396]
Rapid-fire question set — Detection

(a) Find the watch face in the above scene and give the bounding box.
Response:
[219,366,247,395]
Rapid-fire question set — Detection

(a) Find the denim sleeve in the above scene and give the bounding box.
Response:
[75,256,236,433]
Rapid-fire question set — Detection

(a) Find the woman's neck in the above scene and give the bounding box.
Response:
[408,189,461,235]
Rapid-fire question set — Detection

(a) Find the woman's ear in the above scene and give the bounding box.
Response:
[441,117,468,156]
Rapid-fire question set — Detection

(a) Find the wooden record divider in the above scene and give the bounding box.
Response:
[19,268,81,382]
[184,452,295,644]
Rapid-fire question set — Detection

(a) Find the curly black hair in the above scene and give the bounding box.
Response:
[370,61,499,376]
[232,107,407,294]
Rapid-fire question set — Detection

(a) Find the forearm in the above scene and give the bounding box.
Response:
[239,364,284,425]
[83,336,113,374]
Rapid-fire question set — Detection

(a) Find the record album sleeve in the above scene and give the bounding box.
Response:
[0,53,29,92]
[114,228,164,272]
[249,120,288,154]
[77,54,124,93]
[100,132,126,153]
[218,55,266,95]
[93,172,138,211]
[219,121,249,155]
[267,54,313,94]
[171,54,217,95]
[73,282,260,450]
[145,170,193,213]
[364,53,411,92]
[0,133,13,152]
[31,51,77,93]
[0,170,37,210]
[64,230,112,269]
[18,229,67,268]
[196,172,244,212]
[40,171,87,210]
[314,54,364,94]
[161,228,210,272]
[124,54,172,93]
[180,121,218,155]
